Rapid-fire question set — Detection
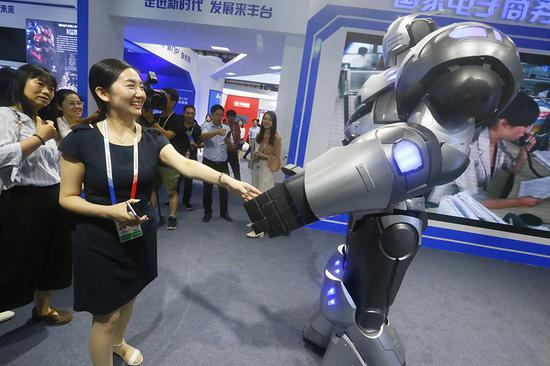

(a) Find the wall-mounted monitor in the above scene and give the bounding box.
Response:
[0,27,26,62]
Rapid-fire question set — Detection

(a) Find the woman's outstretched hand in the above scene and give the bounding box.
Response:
[222,175,262,201]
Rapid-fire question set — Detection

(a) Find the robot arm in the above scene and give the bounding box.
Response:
[245,122,456,237]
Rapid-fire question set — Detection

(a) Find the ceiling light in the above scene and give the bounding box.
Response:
[269,65,282,70]
[211,46,230,52]
[226,72,236,76]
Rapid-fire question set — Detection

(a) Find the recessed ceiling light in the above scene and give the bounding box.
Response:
[211,46,230,52]
[269,65,282,70]
[226,72,236,76]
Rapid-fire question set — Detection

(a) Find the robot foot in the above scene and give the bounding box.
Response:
[302,311,334,350]
[321,323,406,366]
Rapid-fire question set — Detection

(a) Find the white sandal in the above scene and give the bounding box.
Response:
[0,311,15,323]
[247,230,264,238]
[113,339,143,366]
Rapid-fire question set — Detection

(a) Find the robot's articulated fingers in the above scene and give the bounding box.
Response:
[244,171,317,238]
[245,123,459,238]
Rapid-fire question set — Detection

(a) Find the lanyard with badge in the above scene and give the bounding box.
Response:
[102,120,143,243]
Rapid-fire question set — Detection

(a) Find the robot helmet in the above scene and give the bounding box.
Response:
[382,13,438,68]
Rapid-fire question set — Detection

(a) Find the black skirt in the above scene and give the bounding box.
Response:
[71,206,158,315]
[0,184,72,312]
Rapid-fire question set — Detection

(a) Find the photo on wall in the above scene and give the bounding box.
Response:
[328,32,384,151]
[26,19,78,91]
[333,31,550,237]
[426,52,550,235]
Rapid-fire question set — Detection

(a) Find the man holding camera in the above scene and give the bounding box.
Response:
[152,88,186,230]
[200,104,234,222]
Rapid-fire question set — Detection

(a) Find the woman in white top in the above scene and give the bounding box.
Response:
[55,89,84,139]
[0,64,73,325]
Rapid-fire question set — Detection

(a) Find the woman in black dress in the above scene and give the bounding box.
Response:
[58,59,260,366]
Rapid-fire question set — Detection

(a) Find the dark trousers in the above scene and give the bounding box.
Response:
[227,150,241,181]
[202,158,229,215]
[0,184,72,311]
[243,144,251,159]
[180,152,197,204]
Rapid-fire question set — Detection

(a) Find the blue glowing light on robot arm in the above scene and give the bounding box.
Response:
[392,140,423,175]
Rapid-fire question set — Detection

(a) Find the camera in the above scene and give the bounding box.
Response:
[143,71,167,111]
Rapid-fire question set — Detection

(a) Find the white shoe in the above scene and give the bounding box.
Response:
[113,339,143,366]
[246,222,253,228]
[247,231,264,238]
[0,311,15,323]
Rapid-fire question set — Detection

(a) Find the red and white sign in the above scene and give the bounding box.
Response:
[233,101,251,108]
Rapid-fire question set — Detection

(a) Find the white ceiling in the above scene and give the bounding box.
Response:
[122,17,287,83]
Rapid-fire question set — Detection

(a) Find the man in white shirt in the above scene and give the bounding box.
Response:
[243,118,260,160]
[200,104,233,222]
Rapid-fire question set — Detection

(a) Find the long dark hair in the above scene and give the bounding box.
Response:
[257,111,278,145]
[89,58,134,115]
[55,89,82,118]
[0,67,16,106]
[12,64,57,119]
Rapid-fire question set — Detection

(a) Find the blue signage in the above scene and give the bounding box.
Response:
[0,4,15,13]
[144,0,273,19]
[208,89,223,114]
[393,0,550,25]
[161,45,193,64]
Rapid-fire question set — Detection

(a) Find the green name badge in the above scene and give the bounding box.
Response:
[115,222,143,243]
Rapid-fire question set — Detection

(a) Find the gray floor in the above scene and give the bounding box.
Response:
[1,163,550,365]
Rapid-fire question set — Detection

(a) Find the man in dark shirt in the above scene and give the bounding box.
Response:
[152,88,185,230]
[180,105,203,210]
[225,109,241,181]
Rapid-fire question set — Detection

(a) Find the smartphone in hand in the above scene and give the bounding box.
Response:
[126,200,151,218]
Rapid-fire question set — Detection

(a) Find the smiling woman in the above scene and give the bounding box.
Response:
[57,58,260,366]
[55,89,84,139]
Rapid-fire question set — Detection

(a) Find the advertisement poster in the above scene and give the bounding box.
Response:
[26,19,78,91]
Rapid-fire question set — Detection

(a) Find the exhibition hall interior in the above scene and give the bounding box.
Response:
[0,1,549,365]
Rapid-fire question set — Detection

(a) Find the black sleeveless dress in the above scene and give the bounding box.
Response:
[59,124,169,315]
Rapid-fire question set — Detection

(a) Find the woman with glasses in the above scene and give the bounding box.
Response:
[55,89,84,139]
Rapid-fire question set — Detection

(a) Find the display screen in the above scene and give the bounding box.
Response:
[0,27,26,62]
[333,31,550,238]
[426,52,549,238]
[26,19,78,91]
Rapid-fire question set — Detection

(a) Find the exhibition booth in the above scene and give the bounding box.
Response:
[2,1,550,365]
[1,0,549,267]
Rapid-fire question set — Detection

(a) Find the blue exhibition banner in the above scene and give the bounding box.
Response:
[208,89,223,114]
[144,0,273,19]
[392,0,550,25]
[26,19,78,91]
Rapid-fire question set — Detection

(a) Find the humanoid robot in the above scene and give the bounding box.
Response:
[245,14,524,366]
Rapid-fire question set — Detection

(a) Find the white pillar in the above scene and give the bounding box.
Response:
[86,0,125,112]
[275,34,306,165]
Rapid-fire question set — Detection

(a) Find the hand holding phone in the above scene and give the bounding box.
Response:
[126,200,151,218]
